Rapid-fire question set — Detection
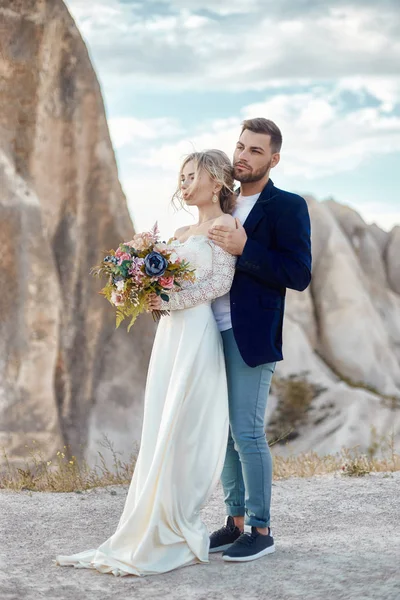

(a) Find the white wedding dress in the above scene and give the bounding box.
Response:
[55,235,236,577]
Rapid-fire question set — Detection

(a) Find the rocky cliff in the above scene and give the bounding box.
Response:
[0,0,154,468]
[0,1,399,468]
[270,197,400,456]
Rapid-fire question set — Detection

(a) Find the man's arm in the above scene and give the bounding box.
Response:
[236,198,312,291]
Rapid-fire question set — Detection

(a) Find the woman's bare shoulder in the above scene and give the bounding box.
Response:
[173,225,191,239]
[212,214,236,229]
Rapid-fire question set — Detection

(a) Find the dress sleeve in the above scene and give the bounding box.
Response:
[160,241,236,311]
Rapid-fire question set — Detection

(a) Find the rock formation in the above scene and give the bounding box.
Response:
[386,226,400,295]
[0,1,399,467]
[271,198,400,457]
[0,0,154,469]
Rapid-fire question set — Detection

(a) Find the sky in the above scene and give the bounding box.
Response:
[65,0,400,238]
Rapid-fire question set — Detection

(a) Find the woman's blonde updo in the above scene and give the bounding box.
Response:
[172,149,236,214]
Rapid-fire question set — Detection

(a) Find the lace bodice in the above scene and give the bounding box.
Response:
[160,235,236,311]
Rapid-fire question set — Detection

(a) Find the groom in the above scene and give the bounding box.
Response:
[208,117,312,562]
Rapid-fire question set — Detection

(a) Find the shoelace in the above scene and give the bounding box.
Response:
[235,532,258,547]
[212,524,236,537]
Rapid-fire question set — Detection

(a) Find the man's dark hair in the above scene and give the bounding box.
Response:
[241,118,282,153]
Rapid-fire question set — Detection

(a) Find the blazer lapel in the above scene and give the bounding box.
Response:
[243,179,275,237]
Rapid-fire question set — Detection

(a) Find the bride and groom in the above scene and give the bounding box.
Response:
[55,117,312,576]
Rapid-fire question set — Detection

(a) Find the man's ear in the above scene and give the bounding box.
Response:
[271,153,280,169]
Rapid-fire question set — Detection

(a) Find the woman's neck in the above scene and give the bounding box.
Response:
[196,206,224,226]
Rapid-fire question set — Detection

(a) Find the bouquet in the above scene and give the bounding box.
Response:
[91,223,195,330]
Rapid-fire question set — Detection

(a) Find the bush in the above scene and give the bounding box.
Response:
[267,372,324,443]
[0,434,138,493]
[1,432,399,492]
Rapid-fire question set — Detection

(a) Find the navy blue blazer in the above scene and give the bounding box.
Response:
[230,179,312,367]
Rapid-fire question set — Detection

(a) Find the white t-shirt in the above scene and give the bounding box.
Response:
[212,192,261,332]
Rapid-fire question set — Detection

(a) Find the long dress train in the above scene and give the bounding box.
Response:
[55,235,236,576]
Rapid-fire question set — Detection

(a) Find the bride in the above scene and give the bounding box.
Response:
[55,149,237,576]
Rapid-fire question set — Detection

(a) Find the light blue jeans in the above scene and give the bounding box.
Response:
[220,328,276,528]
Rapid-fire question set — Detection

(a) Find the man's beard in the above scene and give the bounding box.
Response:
[234,160,271,183]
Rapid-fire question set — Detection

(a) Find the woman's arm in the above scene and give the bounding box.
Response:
[160,241,236,311]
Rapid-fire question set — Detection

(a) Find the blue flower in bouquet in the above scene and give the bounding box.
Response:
[144,252,168,277]
[104,255,118,265]
[112,275,125,285]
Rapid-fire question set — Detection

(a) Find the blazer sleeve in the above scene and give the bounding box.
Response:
[236,196,312,291]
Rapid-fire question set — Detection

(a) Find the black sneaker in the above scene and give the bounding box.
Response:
[222,527,275,562]
[209,516,242,553]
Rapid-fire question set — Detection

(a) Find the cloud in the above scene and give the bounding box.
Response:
[108,117,182,148]
[337,77,400,112]
[63,1,400,233]
[130,84,400,179]
[157,0,263,16]
[118,79,400,236]
[66,0,400,91]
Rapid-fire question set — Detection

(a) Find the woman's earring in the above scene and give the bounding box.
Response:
[212,193,218,204]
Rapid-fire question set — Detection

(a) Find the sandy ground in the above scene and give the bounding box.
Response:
[1,472,399,600]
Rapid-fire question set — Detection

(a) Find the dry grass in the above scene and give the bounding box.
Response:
[0,435,138,493]
[1,432,399,493]
[272,442,399,479]
[270,426,400,479]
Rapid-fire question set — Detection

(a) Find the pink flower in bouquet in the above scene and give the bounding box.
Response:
[116,252,131,265]
[128,258,145,283]
[153,242,168,254]
[127,234,145,251]
[129,257,145,274]
[142,232,155,246]
[130,232,153,251]
[111,290,125,306]
[159,275,174,289]
[115,247,127,258]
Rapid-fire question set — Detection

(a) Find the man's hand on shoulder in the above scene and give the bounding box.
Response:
[208,217,247,256]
